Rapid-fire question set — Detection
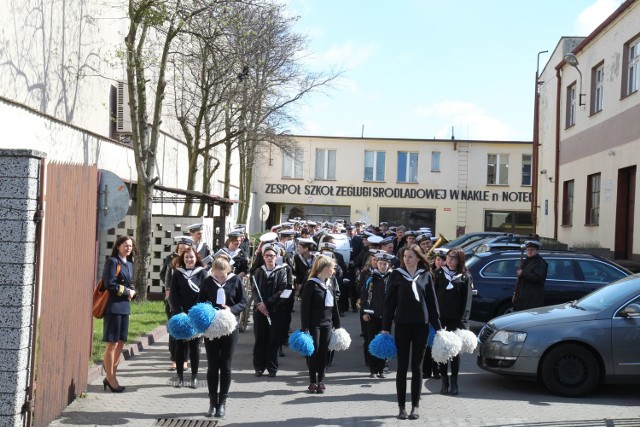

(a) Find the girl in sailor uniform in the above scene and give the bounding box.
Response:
[381,244,442,421]
[300,255,341,394]
[169,246,208,388]
[198,256,247,418]
[252,245,291,377]
[433,247,473,396]
[361,252,394,378]
[220,231,249,278]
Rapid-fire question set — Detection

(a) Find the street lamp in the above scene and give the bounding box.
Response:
[564,53,586,106]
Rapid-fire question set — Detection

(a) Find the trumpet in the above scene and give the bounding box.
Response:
[427,233,449,259]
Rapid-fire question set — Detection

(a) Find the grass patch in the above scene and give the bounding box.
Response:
[92,300,167,365]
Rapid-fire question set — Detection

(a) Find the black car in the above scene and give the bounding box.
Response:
[466,250,632,322]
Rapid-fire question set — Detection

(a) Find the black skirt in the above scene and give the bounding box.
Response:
[102,313,130,343]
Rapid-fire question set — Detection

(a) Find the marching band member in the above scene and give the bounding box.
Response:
[188,223,212,266]
[218,230,249,278]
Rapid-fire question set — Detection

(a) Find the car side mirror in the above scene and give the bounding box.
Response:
[620,303,640,318]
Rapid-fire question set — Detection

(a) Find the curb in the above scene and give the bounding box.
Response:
[87,324,168,384]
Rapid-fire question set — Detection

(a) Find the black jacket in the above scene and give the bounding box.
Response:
[103,256,135,315]
[169,267,209,314]
[360,269,391,318]
[198,274,247,317]
[434,267,473,328]
[514,254,548,311]
[252,265,290,315]
[300,278,341,331]
[382,268,442,331]
[293,253,314,286]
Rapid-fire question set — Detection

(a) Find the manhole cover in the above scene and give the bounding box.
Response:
[153,419,219,427]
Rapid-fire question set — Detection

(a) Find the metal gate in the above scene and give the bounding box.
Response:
[29,162,98,426]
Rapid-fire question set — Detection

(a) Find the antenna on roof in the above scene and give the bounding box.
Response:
[451,126,455,140]
[361,124,364,138]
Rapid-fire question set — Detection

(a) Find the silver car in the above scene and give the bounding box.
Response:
[477,275,640,396]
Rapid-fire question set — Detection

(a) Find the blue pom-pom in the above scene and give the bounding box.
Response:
[427,324,436,348]
[288,330,315,356]
[168,313,196,340]
[188,303,216,333]
[369,333,397,359]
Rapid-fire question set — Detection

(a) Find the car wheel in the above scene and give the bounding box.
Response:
[541,343,600,397]
[495,301,514,317]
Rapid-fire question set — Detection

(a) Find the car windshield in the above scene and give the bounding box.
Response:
[575,275,640,311]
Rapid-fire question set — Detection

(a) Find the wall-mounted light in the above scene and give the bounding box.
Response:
[548,177,554,183]
[564,53,586,107]
[540,169,547,175]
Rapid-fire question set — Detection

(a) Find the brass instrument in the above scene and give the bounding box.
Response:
[426,233,449,259]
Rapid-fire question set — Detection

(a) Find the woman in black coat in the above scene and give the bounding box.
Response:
[382,244,442,420]
[102,235,137,393]
[198,256,247,418]
[252,245,290,377]
[300,255,341,394]
[433,247,473,396]
[170,245,209,388]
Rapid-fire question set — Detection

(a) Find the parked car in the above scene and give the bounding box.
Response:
[477,275,640,396]
[463,234,529,257]
[466,250,632,322]
[443,232,513,250]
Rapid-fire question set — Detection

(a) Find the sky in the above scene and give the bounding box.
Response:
[283,0,624,141]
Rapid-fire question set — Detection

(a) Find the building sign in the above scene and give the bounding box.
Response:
[265,183,531,203]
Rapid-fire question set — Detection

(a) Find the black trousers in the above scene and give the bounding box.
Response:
[252,311,285,374]
[364,316,385,374]
[306,325,331,384]
[394,323,428,407]
[281,298,294,345]
[175,338,201,377]
[439,318,462,376]
[165,301,188,363]
[338,283,357,312]
[204,328,239,404]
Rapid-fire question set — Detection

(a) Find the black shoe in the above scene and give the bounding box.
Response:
[103,378,124,393]
[369,373,375,378]
[440,376,449,395]
[268,371,277,378]
[206,404,215,417]
[190,378,198,389]
[397,407,408,420]
[409,406,420,420]
[255,370,263,377]
[279,351,286,357]
[339,312,346,317]
[215,402,226,418]
[450,376,459,395]
[376,372,385,379]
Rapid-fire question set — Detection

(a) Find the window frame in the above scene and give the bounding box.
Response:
[487,153,509,185]
[591,62,604,115]
[585,173,601,226]
[566,82,577,128]
[281,147,303,179]
[314,148,336,180]
[521,154,532,186]
[364,150,386,182]
[431,151,441,172]
[562,179,574,226]
[623,36,640,98]
[397,151,418,183]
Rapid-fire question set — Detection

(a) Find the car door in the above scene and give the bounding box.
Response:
[543,258,584,305]
[575,259,630,293]
[611,296,640,377]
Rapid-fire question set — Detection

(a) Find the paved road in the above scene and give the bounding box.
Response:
[51,304,640,426]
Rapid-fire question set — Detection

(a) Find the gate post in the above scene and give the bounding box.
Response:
[0,149,45,427]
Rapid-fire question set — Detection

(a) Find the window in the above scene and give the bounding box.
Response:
[566,82,577,127]
[484,210,533,235]
[591,62,604,114]
[431,151,441,172]
[282,148,303,179]
[364,150,385,181]
[562,180,574,226]
[487,154,509,185]
[314,149,336,180]
[397,151,418,183]
[379,207,435,231]
[521,154,532,186]
[624,37,640,97]
[586,173,601,225]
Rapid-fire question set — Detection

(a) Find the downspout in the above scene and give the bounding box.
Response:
[554,68,562,240]
[532,70,540,235]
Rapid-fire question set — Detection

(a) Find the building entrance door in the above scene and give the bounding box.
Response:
[615,166,636,259]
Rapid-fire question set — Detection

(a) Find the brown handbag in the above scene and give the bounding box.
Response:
[92,263,121,319]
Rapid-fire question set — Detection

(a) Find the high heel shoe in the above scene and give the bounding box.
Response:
[103,378,124,393]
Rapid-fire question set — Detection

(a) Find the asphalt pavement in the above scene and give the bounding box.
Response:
[51,303,640,426]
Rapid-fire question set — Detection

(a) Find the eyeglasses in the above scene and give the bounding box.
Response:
[264,254,277,258]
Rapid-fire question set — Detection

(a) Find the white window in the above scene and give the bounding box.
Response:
[566,83,576,127]
[315,149,336,180]
[487,154,509,185]
[397,151,418,183]
[627,38,640,96]
[364,150,385,181]
[282,148,303,179]
[431,151,441,172]
[593,63,604,113]
[521,154,531,186]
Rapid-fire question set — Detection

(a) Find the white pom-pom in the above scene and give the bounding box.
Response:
[203,309,237,339]
[454,329,477,353]
[432,329,462,363]
[328,327,351,351]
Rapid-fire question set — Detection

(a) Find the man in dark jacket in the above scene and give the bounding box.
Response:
[513,240,548,311]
